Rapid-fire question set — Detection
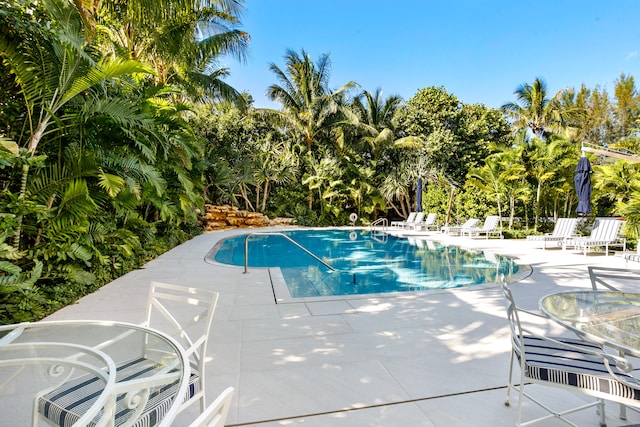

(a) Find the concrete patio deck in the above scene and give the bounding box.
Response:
[45,227,640,426]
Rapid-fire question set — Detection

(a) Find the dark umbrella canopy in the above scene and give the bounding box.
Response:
[415,177,423,212]
[574,156,592,215]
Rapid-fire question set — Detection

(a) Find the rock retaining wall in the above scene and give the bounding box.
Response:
[202,205,295,231]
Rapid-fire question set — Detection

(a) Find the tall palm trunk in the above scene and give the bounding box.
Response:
[12,164,30,247]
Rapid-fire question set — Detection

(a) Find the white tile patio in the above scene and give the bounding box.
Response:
[45,227,640,426]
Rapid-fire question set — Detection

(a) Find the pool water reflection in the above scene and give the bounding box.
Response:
[208,229,521,298]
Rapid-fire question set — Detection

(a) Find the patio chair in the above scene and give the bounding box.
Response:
[37,282,219,427]
[411,212,438,231]
[564,218,626,256]
[188,387,234,427]
[526,217,578,249]
[588,266,640,291]
[625,253,640,265]
[500,276,640,427]
[461,215,502,239]
[441,218,479,235]
[390,212,417,228]
[398,211,424,230]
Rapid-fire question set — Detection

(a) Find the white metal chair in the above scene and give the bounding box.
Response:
[462,215,502,239]
[564,218,626,256]
[37,282,219,427]
[441,218,479,235]
[589,266,640,291]
[625,253,640,265]
[411,212,438,231]
[526,218,579,249]
[400,211,424,229]
[500,276,640,427]
[390,212,417,228]
[188,387,234,427]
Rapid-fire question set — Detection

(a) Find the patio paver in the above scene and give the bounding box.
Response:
[45,228,640,426]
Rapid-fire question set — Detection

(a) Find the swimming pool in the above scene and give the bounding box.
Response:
[207,229,522,298]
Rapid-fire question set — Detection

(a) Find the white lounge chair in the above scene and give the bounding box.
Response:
[411,212,438,231]
[441,218,479,235]
[526,217,578,249]
[397,211,424,230]
[564,218,626,256]
[390,212,417,228]
[462,215,502,239]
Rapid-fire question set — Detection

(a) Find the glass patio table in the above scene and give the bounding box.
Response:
[0,320,189,427]
[540,290,640,357]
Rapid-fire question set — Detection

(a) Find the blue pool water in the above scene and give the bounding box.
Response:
[208,229,520,298]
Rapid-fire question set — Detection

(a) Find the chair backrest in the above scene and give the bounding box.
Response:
[412,212,425,224]
[551,218,578,238]
[588,266,640,291]
[145,282,219,412]
[145,282,218,370]
[423,212,437,225]
[498,276,524,359]
[461,218,480,228]
[188,387,234,427]
[405,212,417,223]
[589,219,624,241]
[481,215,500,231]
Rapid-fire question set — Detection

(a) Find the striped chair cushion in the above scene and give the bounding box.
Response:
[39,357,199,427]
[520,336,640,401]
[625,253,640,263]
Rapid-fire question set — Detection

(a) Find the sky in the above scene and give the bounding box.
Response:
[220,0,640,110]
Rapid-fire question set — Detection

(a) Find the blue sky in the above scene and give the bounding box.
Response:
[221,1,640,110]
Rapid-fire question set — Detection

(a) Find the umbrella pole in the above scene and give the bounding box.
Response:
[445,186,455,226]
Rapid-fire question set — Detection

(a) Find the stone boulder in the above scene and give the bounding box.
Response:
[202,205,294,231]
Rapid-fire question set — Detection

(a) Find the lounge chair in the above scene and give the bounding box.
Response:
[563,218,626,256]
[441,218,479,235]
[526,217,578,249]
[462,215,502,239]
[390,212,417,228]
[398,211,424,229]
[411,212,438,231]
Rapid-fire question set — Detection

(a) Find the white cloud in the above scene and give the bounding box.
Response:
[626,51,638,61]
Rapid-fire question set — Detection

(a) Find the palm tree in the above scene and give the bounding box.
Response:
[0,0,152,245]
[350,88,401,158]
[265,49,358,209]
[90,0,249,106]
[266,49,358,153]
[467,156,504,228]
[502,77,568,139]
[342,88,422,161]
[522,136,576,230]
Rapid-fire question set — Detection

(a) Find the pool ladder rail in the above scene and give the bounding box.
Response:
[370,218,388,230]
[243,232,336,274]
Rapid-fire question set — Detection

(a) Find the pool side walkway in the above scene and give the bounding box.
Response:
[46,228,640,427]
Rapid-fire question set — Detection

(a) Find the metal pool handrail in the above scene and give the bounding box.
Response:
[370,218,388,229]
[243,232,336,274]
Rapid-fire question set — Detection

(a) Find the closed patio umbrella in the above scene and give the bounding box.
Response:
[574,156,592,215]
[415,177,423,212]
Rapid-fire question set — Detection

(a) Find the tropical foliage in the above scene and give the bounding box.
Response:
[2,0,640,324]
[0,0,248,323]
